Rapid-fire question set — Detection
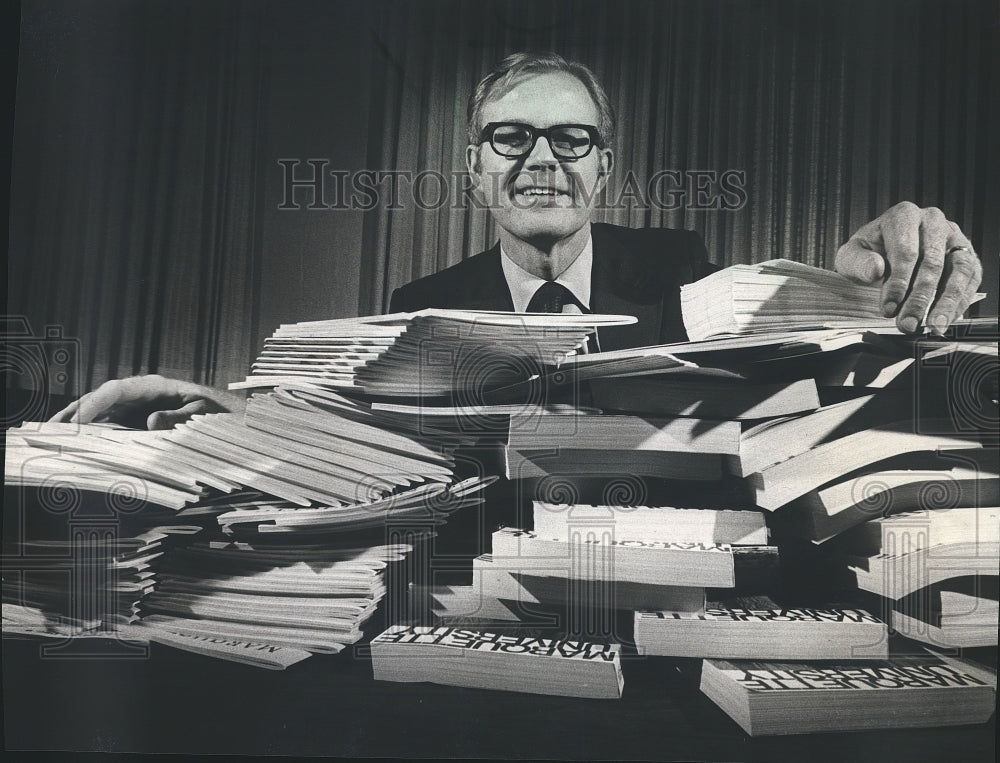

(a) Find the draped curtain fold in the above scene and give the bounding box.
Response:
[362,0,999,315]
[9,0,267,395]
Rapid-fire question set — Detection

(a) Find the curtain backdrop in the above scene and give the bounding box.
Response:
[8,0,999,401]
[10,0,268,396]
[360,0,1000,316]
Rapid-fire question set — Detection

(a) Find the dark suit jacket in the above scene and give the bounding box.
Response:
[389,223,717,350]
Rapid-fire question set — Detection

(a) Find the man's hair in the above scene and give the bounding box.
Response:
[467,51,617,148]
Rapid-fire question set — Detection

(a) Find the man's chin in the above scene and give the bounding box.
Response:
[498,212,590,247]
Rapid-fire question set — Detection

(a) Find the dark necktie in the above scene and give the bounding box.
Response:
[526,281,579,313]
[526,280,600,353]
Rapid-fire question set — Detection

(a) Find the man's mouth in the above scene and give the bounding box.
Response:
[515,187,570,198]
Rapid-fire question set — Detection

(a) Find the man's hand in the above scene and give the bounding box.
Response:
[48,374,246,430]
[835,202,982,335]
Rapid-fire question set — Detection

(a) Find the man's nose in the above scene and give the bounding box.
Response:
[524,134,559,169]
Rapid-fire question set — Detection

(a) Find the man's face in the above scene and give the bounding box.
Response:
[467,71,614,248]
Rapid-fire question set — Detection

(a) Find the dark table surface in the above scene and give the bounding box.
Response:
[2,631,996,760]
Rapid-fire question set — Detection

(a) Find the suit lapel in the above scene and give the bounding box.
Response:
[590,224,665,350]
[457,244,515,311]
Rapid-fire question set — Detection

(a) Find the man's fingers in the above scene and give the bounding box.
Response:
[894,207,950,333]
[72,381,129,424]
[146,399,213,430]
[927,246,982,334]
[953,292,975,324]
[45,375,206,429]
[878,202,923,323]
[834,240,886,284]
[48,400,80,423]
[46,386,124,424]
[838,203,979,336]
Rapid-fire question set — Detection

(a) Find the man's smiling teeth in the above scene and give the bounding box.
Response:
[519,188,565,196]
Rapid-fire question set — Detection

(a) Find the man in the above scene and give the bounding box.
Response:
[389,52,713,353]
[52,52,983,427]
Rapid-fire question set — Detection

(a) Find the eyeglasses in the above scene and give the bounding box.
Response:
[479,122,604,161]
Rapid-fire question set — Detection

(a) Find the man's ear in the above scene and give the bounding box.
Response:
[596,147,614,193]
[465,144,483,186]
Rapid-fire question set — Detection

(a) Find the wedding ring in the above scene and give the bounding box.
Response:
[946,246,973,255]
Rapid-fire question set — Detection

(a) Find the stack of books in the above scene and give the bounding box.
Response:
[153,403,471,509]
[190,308,631,529]
[437,264,995,725]
[819,503,1000,647]
[4,277,998,725]
[3,310,624,669]
[231,309,633,398]
[2,527,198,640]
[783,454,998,544]
[423,498,779,634]
[664,260,998,734]
[134,538,412,664]
[500,336,995,499]
[750,337,999,656]
[679,258,984,340]
[3,411,466,665]
[5,422,211,509]
[210,477,493,536]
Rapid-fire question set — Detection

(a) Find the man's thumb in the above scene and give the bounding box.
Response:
[146,400,213,430]
[834,241,886,284]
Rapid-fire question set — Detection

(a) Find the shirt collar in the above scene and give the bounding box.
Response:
[499,231,593,313]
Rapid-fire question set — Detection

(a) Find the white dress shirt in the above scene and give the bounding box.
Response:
[499,234,593,314]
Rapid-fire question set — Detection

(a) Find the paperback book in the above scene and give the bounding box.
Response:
[699,652,996,735]
[472,553,707,613]
[489,527,739,588]
[371,625,624,699]
[634,604,887,659]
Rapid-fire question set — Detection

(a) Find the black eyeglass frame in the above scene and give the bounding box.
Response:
[478,122,605,161]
